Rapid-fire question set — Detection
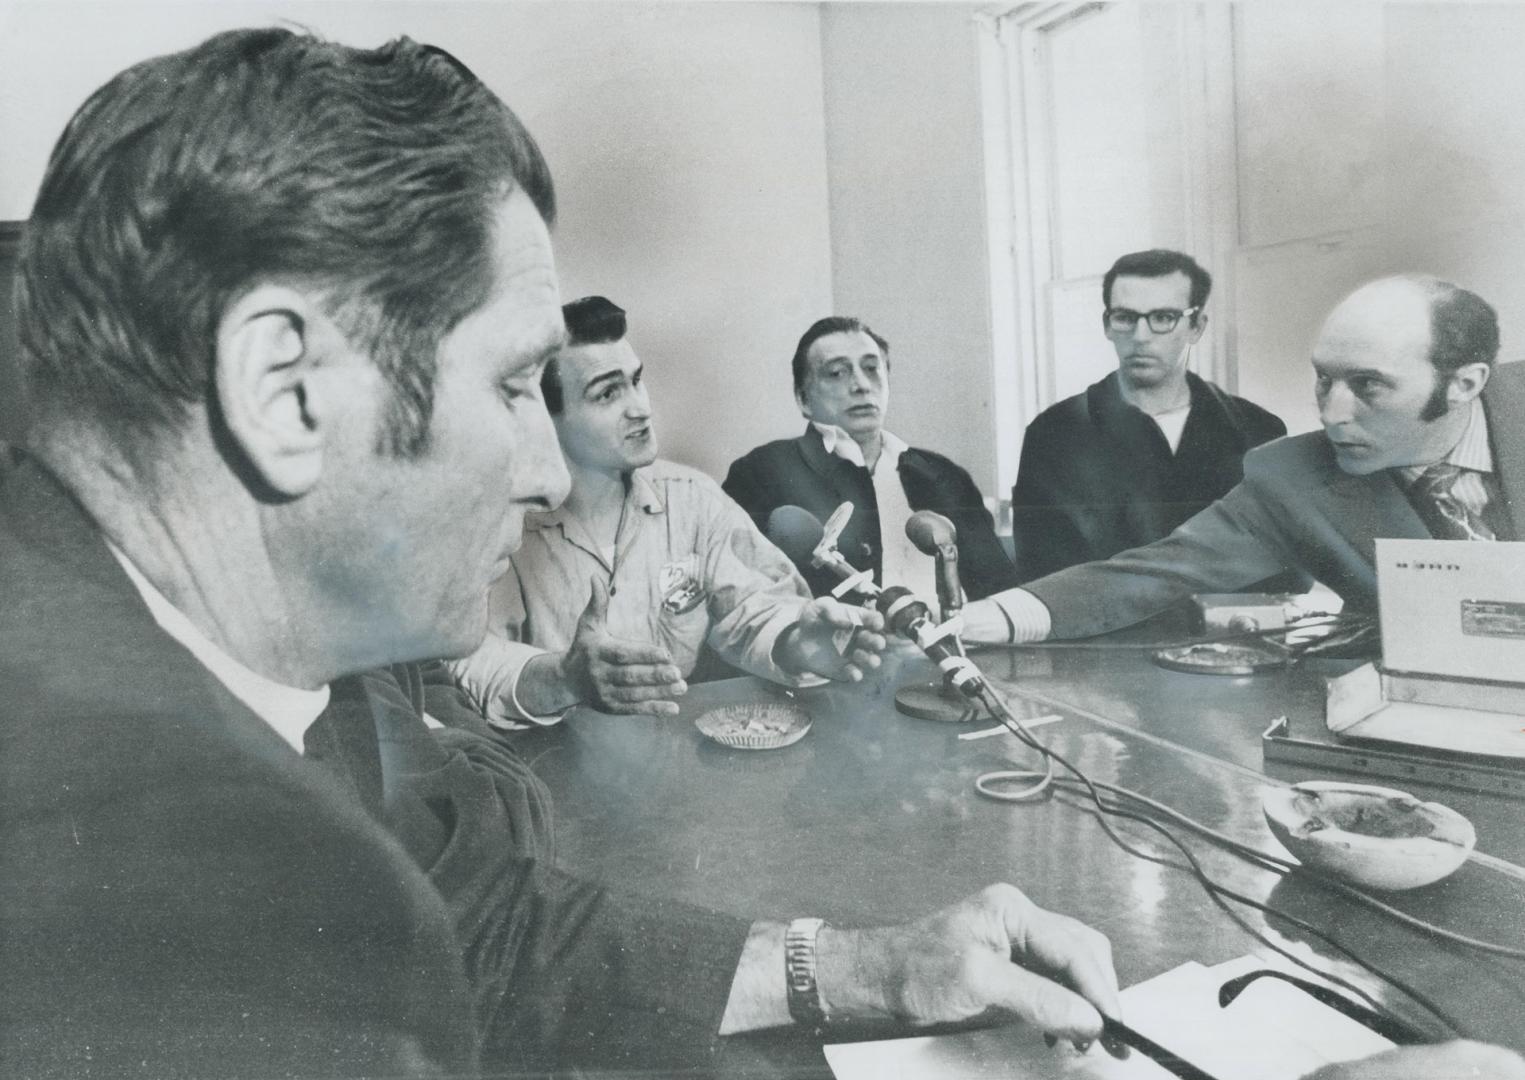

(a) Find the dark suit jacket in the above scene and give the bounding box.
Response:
[723,425,1019,600]
[1024,361,1525,640]
[0,454,746,1078]
[1011,371,1285,581]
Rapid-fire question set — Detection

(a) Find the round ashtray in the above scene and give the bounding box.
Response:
[1152,641,1288,675]
[1262,781,1476,891]
[695,702,812,750]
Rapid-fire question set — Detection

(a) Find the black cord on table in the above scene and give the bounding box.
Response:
[970,683,1479,1041]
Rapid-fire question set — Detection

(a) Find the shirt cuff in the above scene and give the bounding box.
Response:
[993,589,1053,643]
[446,634,572,730]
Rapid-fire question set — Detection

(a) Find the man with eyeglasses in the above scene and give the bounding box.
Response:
[1010,249,1286,581]
[963,274,1520,646]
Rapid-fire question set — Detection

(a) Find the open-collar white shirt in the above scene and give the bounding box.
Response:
[812,422,938,604]
[107,542,329,751]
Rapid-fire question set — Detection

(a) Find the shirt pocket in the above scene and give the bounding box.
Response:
[655,557,709,675]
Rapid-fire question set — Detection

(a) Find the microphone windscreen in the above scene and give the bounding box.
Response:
[905,510,957,555]
[767,505,825,564]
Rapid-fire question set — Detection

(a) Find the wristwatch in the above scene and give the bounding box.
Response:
[784,916,828,1028]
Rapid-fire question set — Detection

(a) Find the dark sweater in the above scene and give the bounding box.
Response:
[1011,371,1286,582]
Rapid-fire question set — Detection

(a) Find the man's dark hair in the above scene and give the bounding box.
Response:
[16,27,555,459]
[542,296,627,415]
[791,316,890,398]
[1102,250,1213,318]
[1416,277,1500,421]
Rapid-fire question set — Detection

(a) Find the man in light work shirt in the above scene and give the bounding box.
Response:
[1011,249,1285,581]
[962,275,1519,645]
[723,316,1017,603]
[450,297,886,727]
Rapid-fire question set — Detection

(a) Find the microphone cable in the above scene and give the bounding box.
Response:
[965,681,1507,1042]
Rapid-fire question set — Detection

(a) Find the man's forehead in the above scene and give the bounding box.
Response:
[560,338,638,389]
[468,190,563,368]
[1110,272,1192,305]
[1314,280,1431,369]
[809,330,882,367]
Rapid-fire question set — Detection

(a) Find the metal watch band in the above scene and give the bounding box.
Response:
[784,916,828,1027]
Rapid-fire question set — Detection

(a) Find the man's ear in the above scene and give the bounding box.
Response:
[213,285,331,497]
[795,385,812,419]
[1187,310,1209,344]
[1447,360,1491,406]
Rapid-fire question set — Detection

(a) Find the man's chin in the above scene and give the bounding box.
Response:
[625,444,659,470]
[1119,365,1164,388]
[436,617,491,661]
[1329,445,1384,475]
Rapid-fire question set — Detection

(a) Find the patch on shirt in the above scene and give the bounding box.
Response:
[659,559,705,615]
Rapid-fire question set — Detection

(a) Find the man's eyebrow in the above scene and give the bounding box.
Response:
[509,328,568,376]
[1312,361,1391,379]
[582,367,627,396]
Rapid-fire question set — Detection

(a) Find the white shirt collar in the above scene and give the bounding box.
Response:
[812,422,909,473]
[106,542,329,752]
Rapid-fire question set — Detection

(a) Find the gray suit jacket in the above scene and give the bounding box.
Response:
[1024,360,1525,640]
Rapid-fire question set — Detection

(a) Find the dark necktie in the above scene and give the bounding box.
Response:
[1407,463,1495,541]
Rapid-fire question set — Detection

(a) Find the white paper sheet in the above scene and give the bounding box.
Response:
[823,957,1394,1080]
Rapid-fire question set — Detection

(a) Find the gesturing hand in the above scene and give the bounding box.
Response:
[774,598,888,683]
[558,577,688,716]
[821,883,1121,1045]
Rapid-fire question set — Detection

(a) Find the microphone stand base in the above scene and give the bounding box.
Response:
[894,680,981,723]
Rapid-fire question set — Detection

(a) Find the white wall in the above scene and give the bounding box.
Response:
[0,1,835,478]
[1231,2,1525,435]
[820,3,997,492]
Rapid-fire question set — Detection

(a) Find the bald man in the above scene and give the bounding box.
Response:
[962,275,1522,644]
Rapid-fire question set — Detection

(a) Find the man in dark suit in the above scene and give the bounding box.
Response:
[723,316,1018,602]
[962,275,1518,644]
[1011,250,1286,581]
[1,27,1127,1078]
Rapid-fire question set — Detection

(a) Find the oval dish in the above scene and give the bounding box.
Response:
[1262,781,1475,891]
[695,702,812,750]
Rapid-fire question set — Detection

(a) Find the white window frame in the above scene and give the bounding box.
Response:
[976,2,1240,499]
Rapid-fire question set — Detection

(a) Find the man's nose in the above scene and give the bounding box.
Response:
[1130,319,1157,340]
[626,384,653,419]
[525,404,572,510]
[1318,382,1354,426]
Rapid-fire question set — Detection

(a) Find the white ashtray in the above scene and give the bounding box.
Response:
[1262,781,1476,891]
[695,702,812,750]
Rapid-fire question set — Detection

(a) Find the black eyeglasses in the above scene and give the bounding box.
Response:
[1092,969,1423,1080]
[1218,969,1424,1045]
[1104,306,1199,335]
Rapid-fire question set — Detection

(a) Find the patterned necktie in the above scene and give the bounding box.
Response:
[1408,462,1495,541]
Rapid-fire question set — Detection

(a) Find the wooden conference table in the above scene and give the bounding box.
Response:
[526,631,1525,1074]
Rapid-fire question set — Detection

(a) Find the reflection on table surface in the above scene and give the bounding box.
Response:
[524,637,1525,1070]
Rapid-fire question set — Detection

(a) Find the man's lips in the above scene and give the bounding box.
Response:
[624,425,651,440]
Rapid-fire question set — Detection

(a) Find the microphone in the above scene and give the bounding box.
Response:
[766,505,825,567]
[876,585,986,696]
[906,511,962,621]
[772,508,990,705]
[766,504,880,599]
